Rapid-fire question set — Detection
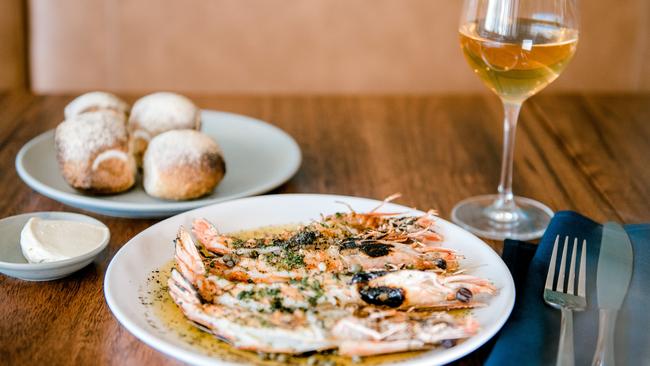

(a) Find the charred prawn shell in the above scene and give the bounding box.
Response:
[352,271,405,308]
[349,271,388,284]
[359,286,406,308]
[286,230,318,247]
[272,230,318,249]
[360,243,393,257]
[339,238,394,258]
[339,238,359,250]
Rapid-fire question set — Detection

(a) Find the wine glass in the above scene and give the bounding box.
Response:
[452,0,578,240]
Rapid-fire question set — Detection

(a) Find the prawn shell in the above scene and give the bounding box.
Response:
[359,286,406,308]
[349,271,388,284]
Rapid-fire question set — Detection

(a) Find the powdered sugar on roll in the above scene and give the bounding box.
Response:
[128,92,200,136]
[145,130,221,169]
[64,91,129,119]
[55,111,136,193]
[143,129,225,200]
[128,92,201,167]
[56,112,128,164]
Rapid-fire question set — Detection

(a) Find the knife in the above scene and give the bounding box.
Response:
[591,222,634,366]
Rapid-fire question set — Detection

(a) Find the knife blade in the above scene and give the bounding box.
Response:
[596,222,633,309]
[591,222,634,366]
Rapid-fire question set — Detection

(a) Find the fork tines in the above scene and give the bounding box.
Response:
[545,235,587,297]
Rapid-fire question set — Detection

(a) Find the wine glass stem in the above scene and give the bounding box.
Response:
[489,100,522,223]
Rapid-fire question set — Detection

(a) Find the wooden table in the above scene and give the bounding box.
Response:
[1,92,649,365]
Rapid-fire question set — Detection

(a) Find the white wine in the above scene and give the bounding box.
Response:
[459,19,578,102]
[453,1,579,240]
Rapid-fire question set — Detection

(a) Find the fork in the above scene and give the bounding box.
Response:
[543,236,588,366]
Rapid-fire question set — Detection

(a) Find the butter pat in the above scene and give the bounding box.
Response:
[20,217,109,263]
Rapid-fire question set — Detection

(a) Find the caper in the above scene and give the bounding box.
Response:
[434,258,447,270]
[455,287,473,303]
[350,263,362,273]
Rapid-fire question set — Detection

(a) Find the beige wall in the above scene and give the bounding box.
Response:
[0,0,26,90]
[24,0,650,93]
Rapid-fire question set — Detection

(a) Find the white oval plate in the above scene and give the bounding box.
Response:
[16,110,301,218]
[104,194,515,366]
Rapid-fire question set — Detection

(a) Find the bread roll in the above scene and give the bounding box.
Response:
[55,111,136,194]
[64,92,129,120]
[143,130,225,200]
[128,92,201,166]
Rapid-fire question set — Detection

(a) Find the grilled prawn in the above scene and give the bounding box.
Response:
[191,211,461,283]
[168,204,498,357]
[169,268,482,356]
[175,225,493,310]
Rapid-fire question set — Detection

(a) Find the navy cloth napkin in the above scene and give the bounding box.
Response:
[485,211,650,366]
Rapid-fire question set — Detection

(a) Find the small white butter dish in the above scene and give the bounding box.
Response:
[0,212,110,281]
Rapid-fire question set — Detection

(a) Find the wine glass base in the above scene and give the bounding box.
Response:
[451,194,553,241]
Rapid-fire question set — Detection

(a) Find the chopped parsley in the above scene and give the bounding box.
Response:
[260,288,281,297]
[262,249,305,270]
[283,250,306,269]
[237,290,255,300]
[236,287,294,313]
[270,297,293,313]
[289,278,324,307]
[257,229,319,270]
[230,237,246,248]
[237,287,280,301]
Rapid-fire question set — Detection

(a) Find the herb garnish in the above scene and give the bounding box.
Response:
[248,229,319,270]
[237,290,255,300]
[230,237,246,248]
